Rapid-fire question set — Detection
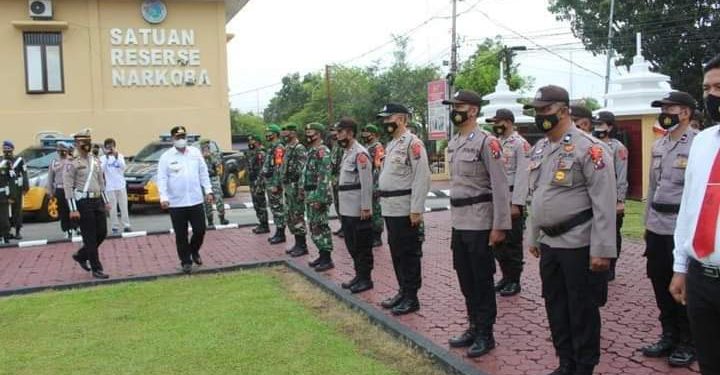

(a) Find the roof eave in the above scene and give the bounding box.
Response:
[225,0,249,24]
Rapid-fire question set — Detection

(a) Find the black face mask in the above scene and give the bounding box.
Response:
[248,143,256,150]
[305,134,319,144]
[592,130,609,139]
[658,113,680,130]
[705,94,720,123]
[92,149,99,156]
[492,125,506,136]
[59,151,67,157]
[337,138,350,148]
[383,122,397,135]
[450,110,469,126]
[3,151,12,159]
[265,134,274,142]
[535,113,561,133]
[80,144,91,153]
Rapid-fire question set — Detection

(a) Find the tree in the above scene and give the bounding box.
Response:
[263,73,321,123]
[455,38,532,98]
[548,0,720,105]
[230,109,265,138]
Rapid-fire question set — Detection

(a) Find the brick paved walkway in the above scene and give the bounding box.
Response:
[0,211,699,375]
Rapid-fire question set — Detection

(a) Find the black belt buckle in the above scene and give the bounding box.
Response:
[701,265,720,279]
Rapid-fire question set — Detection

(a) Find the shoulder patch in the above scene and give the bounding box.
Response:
[274,147,284,165]
[617,146,628,161]
[411,141,423,160]
[488,138,502,159]
[358,153,369,169]
[588,145,606,170]
[317,147,325,158]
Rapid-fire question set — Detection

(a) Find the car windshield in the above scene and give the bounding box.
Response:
[134,143,171,163]
[20,148,57,169]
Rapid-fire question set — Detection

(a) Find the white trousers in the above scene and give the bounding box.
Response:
[107,189,130,230]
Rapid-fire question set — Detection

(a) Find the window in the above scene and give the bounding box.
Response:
[23,32,64,94]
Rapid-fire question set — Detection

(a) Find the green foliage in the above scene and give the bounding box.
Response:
[548,0,720,105]
[263,73,322,123]
[230,109,265,138]
[455,38,532,97]
[575,97,602,111]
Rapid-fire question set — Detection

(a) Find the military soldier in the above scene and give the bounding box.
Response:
[47,141,76,238]
[485,108,530,297]
[444,91,511,358]
[570,105,593,134]
[361,124,385,247]
[262,124,286,244]
[301,122,334,271]
[376,103,431,316]
[3,141,28,240]
[247,135,270,234]
[64,129,111,279]
[641,91,698,367]
[281,123,308,255]
[0,153,12,244]
[329,126,345,238]
[525,85,616,375]
[592,111,629,281]
[198,139,228,228]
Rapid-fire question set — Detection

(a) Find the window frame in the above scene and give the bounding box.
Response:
[23,32,65,94]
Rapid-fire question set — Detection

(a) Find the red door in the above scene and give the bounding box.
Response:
[614,119,642,200]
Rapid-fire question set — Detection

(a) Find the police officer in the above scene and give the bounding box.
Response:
[3,141,28,240]
[198,139,229,228]
[64,129,111,279]
[641,91,698,367]
[47,141,76,238]
[570,105,593,134]
[301,122,334,271]
[361,124,385,247]
[329,126,345,238]
[262,124,286,244]
[376,103,431,316]
[336,118,375,292]
[592,111,628,281]
[486,108,530,297]
[0,154,12,244]
[281,123,308,256]
[247,135,270,234]
[525,85,617,375]
[445,91,511,358]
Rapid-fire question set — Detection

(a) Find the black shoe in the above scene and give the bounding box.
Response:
[314,253,334,272]
[448,326,476,348]
[641,335,674,358]
[332,228,343,236]
[668,345,696,367]
[207,220,214,229]
[391,297,420,316]
[124,227,132,233]
[252,224,270,234]
[269,229,286,245]
[308,256,323,268]
[289,247,308,257]
[466,334,495,358]
[547,361,576,375]
[341,275,360,289]
[92,271,109,279]
[14,232,22,240]
[499,282,521,297]
[191,253,203,266]
[380,293,404,309]
[349,279,373,293]
[219,217,230,226]
[72,253,91,272]
[181,264,193,274]
[372,232,383,247]
[494,278,508,292]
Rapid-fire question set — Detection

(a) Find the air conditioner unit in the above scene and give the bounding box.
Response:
[29,0,53,19]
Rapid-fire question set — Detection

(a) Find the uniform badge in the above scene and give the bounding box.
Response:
[675,156,688,168]
[489,139,502,159]
[468,132,476,140]
[679,134,688,144]
[588,145,605,170]
[358,153,369,169]
[317,147,325,158]
[374,145,385,168]
[535,147,544,154]
[542,119,553,131]
[274,148,284,166]
[563,134,572,143]
[563,144,575,152]
[618,148,628,161]
[554,170,566,182]
[522,141,530,154]
[411,141,423,160]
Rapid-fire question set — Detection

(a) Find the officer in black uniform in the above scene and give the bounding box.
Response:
[4,141,28,240]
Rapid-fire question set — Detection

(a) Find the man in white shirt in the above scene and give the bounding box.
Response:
[100,138,131,235]
[670,55,720,375]
[157,126,213,274]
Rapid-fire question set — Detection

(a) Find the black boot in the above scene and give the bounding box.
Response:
[332,227,343,236]
[494,278,508,292]
[308,255,323,268]
[207,218,215,229]
[14,229,21,240]
[219,215,229,226]
[448,317,476,348]
[252,223,270,234]
[289,235,309,257]
[668,343,696,367]
[499,281,521,297]
[349,277,373,293]
[391,295,420,315]
[268,228,286,244]
[380,292,404,309]
[547,359,575,375]
[314,252,334,272]
[641,333,674,358]
[372,232,382,247]
[341,275,360,289]
[467,331,495,358]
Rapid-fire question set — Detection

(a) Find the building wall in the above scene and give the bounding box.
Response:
[614,114,663,201]
[0,0,231,154]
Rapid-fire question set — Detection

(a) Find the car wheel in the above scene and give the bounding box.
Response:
[38,195,60,222]
[224,173,238,198]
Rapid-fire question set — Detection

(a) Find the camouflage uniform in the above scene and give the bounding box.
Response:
[262,134,286,233]
[281,138,307,236]
[247,139,269,230]
[301,140,333,254]
[202,150,226,226]
[366,139,385,236]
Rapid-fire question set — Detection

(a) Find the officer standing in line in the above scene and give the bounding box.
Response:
[570,105,594,134]
[376,103,431,316]
[0,154,12,244]
[198,139,229,228]
[46,141,75,238]
[300,123,334,270]
[444,91,511,358]
[641,91,698,367]
[337,118,375,292]
[280,123,308,256]
[247,135,270,234]
[361,124,385,248]
[485,108,530,297]
[329,126,345,238]
[525,85,617,375]
[592,111,628,281]
[64,129,111,279]
[262,124,286,244]
[4,141,28,240]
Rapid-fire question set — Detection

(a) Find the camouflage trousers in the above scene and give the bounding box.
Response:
[306,201,332,253]
[284,182,306,236]
[204,176,225,223]
[371,195,383,234]
[250,179,268,225]
[266,185,285,229]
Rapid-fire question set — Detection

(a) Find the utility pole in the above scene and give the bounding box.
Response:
[325,64,334,126]
[447,0,458,137]
[501,46,526,83]
[603,0,615,107]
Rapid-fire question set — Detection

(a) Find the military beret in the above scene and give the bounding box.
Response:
[266,124,281,134]
[73,128,92,140]
[2,140,14,149]
[282,123,298,132]
[170,126,186,137]
[305,122,325,132]
[198,138,211,146]
[362,124,379,134]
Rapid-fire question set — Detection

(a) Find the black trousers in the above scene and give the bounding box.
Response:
[540,244,607,369]
[611,213,624,270]
[644,231,692,342]
[10,194,22,231]
[452,229,496,332]
[169,204,206,266]
[687,260,720,375]
[0,199,10,239]
[74,198,107,272]
[341,216,374,278]
[493,212,525,282]
[384,216,422,298]
[55,189,77,232]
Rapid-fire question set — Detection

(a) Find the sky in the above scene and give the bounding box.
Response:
[225,0,615,115]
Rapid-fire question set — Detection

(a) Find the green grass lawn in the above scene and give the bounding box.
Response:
[621,200,646,240]
[0,272,400,375]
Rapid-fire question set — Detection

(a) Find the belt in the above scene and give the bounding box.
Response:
[540,209,594,237]
[378,189,412,198]
[338,183,361,191]
[651,202,681,214]
[690,258,720,279]
[77,191,103,199]
[304,184,317,191]
[450,194,492,207]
